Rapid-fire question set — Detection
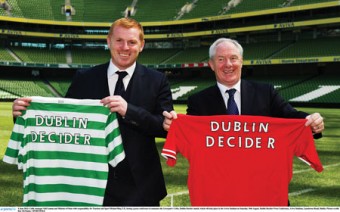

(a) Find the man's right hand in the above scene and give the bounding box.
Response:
[12,97,32,118]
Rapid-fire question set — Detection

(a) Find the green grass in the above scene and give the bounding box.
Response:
[0,102,21,206]
[1,102,339,207]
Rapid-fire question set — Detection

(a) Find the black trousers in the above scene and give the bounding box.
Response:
[103,160,160,207]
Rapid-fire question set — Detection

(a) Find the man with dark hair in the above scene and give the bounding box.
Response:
[12,18,173,206]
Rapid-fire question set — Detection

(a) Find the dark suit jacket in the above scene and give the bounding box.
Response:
[66,62,173,204]
[187,79,321,138]
[187,79,307,117]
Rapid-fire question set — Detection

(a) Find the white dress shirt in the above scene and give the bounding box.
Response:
[217,80,241,114]
[107,59,136,95]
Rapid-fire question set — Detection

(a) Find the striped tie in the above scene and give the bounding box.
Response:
[226,89,239,115]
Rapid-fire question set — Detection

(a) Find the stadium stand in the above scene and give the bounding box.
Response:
[0,0,340,107]
[279,74,340,104]
[169,75,216,101]
[2,37,340,67]
[17,0,53,20]
[242,41,293,60]
[1,2,340,209]
[164,46,209,64]
[0,46,16,62]
[271,37,340,58]
[137,48,182,65]
[0,77,54,98]
[133,0,188,22]
[69,47,110,64]
[9,46,67,64]
[180,0,228,19]
[45,77,72,97]
[81,0,125,22]
[1,0,337,21]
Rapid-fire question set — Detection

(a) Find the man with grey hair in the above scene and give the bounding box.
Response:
[164,37,324,135]
[162,37,325,206]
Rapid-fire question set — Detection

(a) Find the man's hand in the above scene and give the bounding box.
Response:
[12,97,32,118]
[305,113,324,134]
[163,110,178,131]
[101,96,128,116]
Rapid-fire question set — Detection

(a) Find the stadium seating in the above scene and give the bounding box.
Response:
[0,46,16,62]
[170,73,340,104]
[70,48,110,64]
[180,0,228,19]
[244,74,314,89]
[1,0,340,105]
[279,74,340,103]
[9,46,67,64]
[137,48,182,65]
[0,89,20,99]
[0,0,21,17]
[81,0,125,22]
[272,37,340,58]
[0,78,55,99]
[242,41,293,60]
[46,77,72,97]
[2,0,336,22]
[163,47,209,64]
[3,36,340,66]
[294,0,336,5]
[221,0,284,15]
[170,76,216,101]
[133,0,187,21]
[2,35,340,66]
[17,0,53,20]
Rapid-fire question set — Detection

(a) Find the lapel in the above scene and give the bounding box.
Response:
[210,85,229,115]
[123,63,144,101]
[100,63,111,97]
[240,79,256,115]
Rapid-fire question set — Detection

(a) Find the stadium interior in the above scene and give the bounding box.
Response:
[1,0,340,107]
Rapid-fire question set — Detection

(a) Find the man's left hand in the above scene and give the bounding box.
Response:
[305,113,324,134]
[101,96,128,117]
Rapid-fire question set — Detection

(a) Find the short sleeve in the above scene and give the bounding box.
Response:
[3,116,25,168]
[294,125,323,172]
[161,118,180,167]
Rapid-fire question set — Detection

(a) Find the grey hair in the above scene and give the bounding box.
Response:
[209,38,243,59]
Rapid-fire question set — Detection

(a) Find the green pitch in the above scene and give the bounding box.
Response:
[1,102,339,207]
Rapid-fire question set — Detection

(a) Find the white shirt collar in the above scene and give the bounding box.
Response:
[107,59,136,77]
[217,80,242,114]
[217,80,241,94]
[107,59,136,95]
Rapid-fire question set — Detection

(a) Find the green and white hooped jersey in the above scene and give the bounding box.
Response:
[3,96,125,206]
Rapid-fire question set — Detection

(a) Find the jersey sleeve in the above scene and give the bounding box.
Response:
[294,126,323,173]
[161,116,180,167]
[105,112,125,167]
[3,115,25,169]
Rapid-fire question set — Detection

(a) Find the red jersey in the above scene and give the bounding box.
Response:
[162,114,323,206]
